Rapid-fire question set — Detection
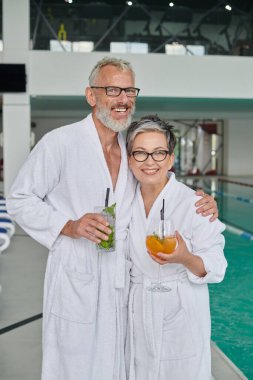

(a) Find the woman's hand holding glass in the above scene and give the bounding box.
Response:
[148,231,190,266]
[149,231,207,277]
[146,219,178,292]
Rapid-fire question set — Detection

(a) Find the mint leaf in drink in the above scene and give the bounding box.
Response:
[98,228,115,250]
[99,240,111,249]
[96,203,116,251]
[103,202,116,218]
[153,233,161,241]
[107,225,115,246]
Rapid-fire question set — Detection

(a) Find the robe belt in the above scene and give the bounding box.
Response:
[131,271,188,360]
[131,270,188,285]
[114,231,128,288]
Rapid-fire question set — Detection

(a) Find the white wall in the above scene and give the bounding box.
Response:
[32,116,83,143]
[29,51,253,99]
[224,119,253,176]
[1,0,31,195]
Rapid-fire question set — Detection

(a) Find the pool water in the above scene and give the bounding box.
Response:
[209,230,253,380]
[217,182,253,233]
[180,177,253,378]
[180,177,253,232]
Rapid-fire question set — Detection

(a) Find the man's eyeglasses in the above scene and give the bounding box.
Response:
[91,86,140,97]
[131,150,170,162]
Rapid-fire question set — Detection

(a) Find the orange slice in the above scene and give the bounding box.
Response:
[161,236,177,254]
[146,235,163,255]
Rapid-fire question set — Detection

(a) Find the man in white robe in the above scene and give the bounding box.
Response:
[7,57,137,380]
[6,58,218,380]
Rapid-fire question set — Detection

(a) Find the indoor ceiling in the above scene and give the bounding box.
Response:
[29,0,253,54]
[40,0,253,13]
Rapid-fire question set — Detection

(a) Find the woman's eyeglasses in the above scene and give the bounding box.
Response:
[131,150,170,162]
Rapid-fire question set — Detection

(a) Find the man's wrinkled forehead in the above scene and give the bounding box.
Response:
[98,64,134,80]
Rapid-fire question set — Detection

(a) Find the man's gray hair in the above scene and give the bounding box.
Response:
[89,57,135,86]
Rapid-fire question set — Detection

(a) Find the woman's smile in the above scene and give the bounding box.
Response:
[141,167,160,175]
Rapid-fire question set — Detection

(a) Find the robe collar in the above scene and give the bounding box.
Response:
[83,113,129,207]
[136,172,177,228]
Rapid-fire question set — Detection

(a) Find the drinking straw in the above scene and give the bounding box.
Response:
[105,188,110,207]
[160,199,165,220]
[160,199,165,238]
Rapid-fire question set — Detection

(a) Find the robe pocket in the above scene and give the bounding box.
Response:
[51,264,96,324]
[161,308,196,361]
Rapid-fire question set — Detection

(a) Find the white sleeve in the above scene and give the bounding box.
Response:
[6,135,69,249]
[185,210,227,285]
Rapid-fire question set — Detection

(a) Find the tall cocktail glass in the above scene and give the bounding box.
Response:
[146,219,177,292]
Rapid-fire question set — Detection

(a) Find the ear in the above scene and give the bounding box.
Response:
[85,87,96,107]
[168,153,175,170]
[128,155,133,170]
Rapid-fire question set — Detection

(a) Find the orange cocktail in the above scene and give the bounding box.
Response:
[146,235,177,257]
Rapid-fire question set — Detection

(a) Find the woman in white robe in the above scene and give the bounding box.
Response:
[125,115,227,380]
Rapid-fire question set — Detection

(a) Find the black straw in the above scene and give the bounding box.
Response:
[160,199,165,220]
[160,199,165,238]
[105,188,110,207]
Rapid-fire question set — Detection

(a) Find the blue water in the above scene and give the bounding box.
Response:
[209,232,253,379]
[182,177,253,231]
[217,182,253,233]
[180,178,253,378]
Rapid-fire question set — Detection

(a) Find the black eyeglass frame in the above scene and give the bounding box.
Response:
[90,86,140,97]
[131,150,170,162]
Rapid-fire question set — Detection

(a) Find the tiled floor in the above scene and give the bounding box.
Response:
[0,226,47,380]
[0,319,42,380]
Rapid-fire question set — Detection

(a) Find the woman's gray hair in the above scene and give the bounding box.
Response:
[89,57,135,86]
[126,115,177,155]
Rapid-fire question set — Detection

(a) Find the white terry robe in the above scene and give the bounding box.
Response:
[127,173,227,380]
[6,114,136,380]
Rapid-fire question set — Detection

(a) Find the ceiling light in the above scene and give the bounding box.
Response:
[225,4,232,11]
[169,2,174,6]
[126,1,133,6]
[65,0,73,3]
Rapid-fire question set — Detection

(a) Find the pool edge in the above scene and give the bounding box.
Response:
[211,341,248,380]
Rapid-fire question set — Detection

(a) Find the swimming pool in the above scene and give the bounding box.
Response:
[209,231,253,380]
[181,177,253,379]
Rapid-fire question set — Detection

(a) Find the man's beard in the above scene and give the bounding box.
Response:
[95,102,135,132]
